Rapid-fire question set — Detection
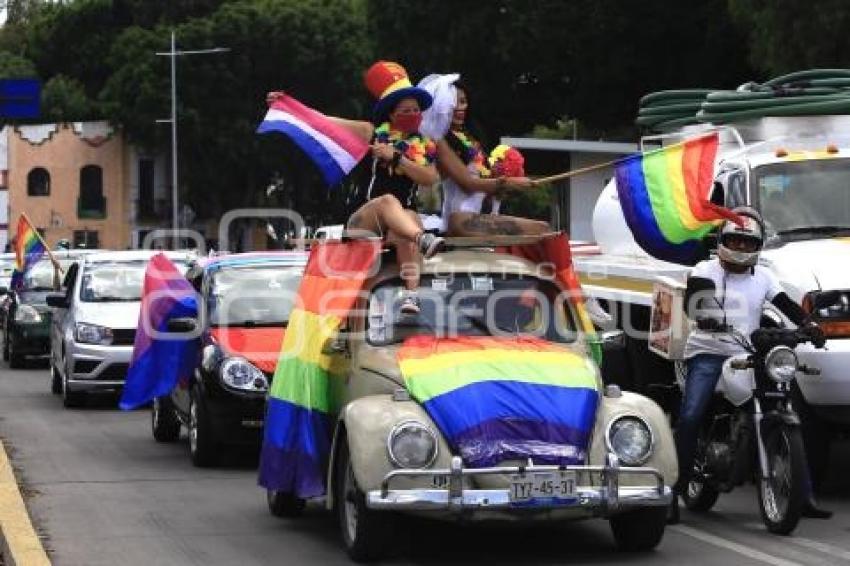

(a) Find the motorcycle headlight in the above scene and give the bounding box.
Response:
[606,416,654,466]
[765,346,798,383]
[387,421,438,469]
[219,357,268,392]
[15,304,42,324]
[75,322,112,345]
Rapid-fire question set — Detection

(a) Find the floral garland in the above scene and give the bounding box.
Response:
[374,123,437,169]
[489,144,525,177]
[450,129,490,178]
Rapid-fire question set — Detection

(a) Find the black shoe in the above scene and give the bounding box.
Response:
[667,493,681,525]
[802,500,832,519]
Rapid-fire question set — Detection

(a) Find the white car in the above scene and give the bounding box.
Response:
[47,250,195,407]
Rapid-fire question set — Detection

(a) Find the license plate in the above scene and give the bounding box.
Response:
[509,471,577,503]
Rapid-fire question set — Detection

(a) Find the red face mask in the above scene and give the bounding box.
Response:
[392,112,422,134]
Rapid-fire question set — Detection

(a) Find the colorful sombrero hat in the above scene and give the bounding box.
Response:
[364,61,433,122]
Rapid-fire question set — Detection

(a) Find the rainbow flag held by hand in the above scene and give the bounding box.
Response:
[259,240,380,498]
[399,336,600,468]
[614,133,742,265]
[11,215,46,290]
[119,254,198,410]
[258,94,370,187]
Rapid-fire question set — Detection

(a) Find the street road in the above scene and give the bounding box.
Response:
[1,363,850,566]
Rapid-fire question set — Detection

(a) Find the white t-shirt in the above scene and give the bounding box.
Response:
[683,259,784,358]
[438,162,501,233]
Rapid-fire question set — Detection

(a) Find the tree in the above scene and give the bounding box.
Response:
[0,50,37,78]
[41,74,97,122]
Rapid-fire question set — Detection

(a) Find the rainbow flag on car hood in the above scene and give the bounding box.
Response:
[614,132,742,265]
[399,336,600,468]
[119,254,198,410]
[259,240,380,498]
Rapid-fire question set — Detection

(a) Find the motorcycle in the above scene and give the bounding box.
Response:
[679,291,839,535]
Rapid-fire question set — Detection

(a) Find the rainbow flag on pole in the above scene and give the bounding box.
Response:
[11,215,46,290]
[399,336,600,467]
[614,133,742,264]
[257,94,370,187]
[119,254,198,410]
[259,240,380,498]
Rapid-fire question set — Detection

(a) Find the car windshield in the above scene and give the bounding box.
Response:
[757,159,850,238]
[21,259,73,291]
[367,274,578,346]
[80,260,187,302]
[208,264,303,327]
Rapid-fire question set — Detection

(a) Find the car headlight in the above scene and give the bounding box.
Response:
[387,421,438,469]
[75,322,112,345]
[219,357,268,392]
[606,416,654,466]
[15,304,42,324]
[765,346,798,383]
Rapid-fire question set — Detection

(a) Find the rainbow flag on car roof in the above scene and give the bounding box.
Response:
[259,240,380,498]
[10,214,46,290]
[119,254,199,410]
[614,133,742,265]
[257,94,370,187]
[399,336,600,468]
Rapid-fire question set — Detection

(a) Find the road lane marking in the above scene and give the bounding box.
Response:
[744,523,850,563]
[671,524,803,566]
[0,439,51,565]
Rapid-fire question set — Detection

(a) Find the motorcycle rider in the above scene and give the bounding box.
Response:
[668,206,830,524]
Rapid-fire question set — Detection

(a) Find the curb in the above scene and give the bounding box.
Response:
[0,440,51,565]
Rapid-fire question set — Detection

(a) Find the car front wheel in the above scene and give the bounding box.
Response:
[335,435,392,562]
[152,396,181,442]
[188,386,218,467]
[62,372,85,408]
[610,506,667,552]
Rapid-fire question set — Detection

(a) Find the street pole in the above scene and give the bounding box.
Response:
[156,30,229,249]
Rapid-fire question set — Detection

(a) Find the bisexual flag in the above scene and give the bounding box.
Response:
[119,254,198,410]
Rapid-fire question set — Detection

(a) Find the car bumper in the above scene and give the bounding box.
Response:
[204,392,266,446]
[10,323,50,355]
[797,339,850,411]
[367,454,672,516]
[67,342,132,392]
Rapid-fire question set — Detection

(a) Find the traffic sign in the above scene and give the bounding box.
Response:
[0,79,40,119]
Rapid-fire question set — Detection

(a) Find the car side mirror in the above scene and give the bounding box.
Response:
[46,294,69,308]
[166,317,197,333]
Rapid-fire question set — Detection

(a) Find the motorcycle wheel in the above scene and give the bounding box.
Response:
[682,477,720,512]
[757,425,806,535]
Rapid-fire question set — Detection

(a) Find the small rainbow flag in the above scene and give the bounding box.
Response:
[399,336,600,468]
[614,133,742,264]
[258,94,370,187]
[11,215,46,290]
[259,240,380,498]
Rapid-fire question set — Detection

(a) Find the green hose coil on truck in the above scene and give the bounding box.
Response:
[637,69,850,132]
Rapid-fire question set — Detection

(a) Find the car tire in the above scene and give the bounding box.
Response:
[62,374,85,408]
[50,363,62,394]
[2,330,8,362]
[152,396,181,443]
[267,489,306,518]
[610,506,667,552]
[335,435,392,562]
[188,386,218,467]
[8,338,24,369]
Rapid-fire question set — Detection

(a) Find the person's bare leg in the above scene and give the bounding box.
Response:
[448,212,550,236]
[388,210,424,291]
[347,194,423,241]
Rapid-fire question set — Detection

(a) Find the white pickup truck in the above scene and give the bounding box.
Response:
[575,115,850,483]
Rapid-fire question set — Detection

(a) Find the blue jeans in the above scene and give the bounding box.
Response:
[674,354,726,492]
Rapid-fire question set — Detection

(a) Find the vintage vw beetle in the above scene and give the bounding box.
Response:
[270,236,675,561]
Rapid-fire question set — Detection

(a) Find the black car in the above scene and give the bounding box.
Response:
[1,257,76,367]
[151,251,307,467]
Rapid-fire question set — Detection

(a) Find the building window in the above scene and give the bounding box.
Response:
[27,168,50,196]
[73,230,99,249]
[78,165,106,219]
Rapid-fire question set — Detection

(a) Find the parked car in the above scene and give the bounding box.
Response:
[1,251,95,368]
[153,251,308,466]
[47,250,195,407]
[267,237,676,561]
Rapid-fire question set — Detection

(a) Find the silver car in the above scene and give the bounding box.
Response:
[48,250,194,407]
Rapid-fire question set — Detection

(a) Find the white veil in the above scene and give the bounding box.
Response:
[417,73,460,140]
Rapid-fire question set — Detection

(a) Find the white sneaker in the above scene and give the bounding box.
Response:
[416,232,445,259]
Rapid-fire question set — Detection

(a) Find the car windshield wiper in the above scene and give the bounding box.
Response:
[777,225,850,237]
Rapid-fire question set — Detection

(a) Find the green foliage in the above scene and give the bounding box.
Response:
[0,50,37,78]
[41,74,97,121]
[500,184,552,221]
